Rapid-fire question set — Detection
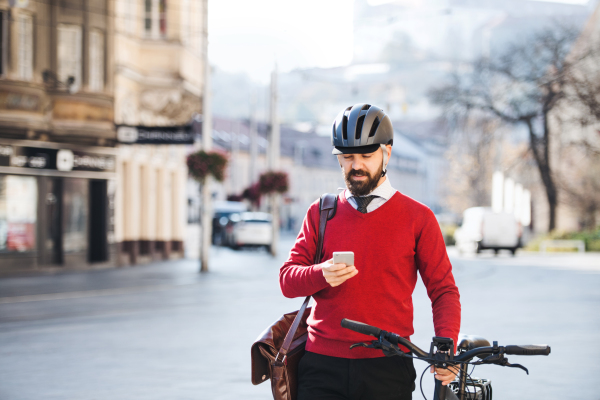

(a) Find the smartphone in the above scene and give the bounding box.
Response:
[333,251,354,266]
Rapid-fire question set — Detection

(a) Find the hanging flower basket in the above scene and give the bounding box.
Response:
[242,182,262,207]
[259,171,289,195]
[187,150,228,182]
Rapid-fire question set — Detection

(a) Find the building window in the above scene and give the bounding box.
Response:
[145,0,166,38]
[17,13,33,80]
[0,175,37,253]
[89,30,104,92]
[57,24,82,92]
[159,0,167,36]
[144,0,152,33]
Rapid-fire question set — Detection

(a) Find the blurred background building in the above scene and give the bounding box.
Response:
[0,0,116,273]
[112,0,205,265]
[0,0,206,273]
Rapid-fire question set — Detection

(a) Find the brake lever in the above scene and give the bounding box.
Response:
[498,358,529,375]
[472,354,530,375]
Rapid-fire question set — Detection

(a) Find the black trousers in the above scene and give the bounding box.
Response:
[297,351,417,400]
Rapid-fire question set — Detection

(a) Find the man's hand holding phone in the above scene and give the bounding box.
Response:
[321,252,357,287]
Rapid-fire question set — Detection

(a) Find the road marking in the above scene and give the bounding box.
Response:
[0,283,196,304]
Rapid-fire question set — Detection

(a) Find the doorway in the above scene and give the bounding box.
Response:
[89,180,108,263]
[39,177,109,266]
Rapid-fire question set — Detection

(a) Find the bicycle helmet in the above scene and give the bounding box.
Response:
[331,103,393,175]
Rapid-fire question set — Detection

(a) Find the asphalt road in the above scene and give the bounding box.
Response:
[1,237,599,400]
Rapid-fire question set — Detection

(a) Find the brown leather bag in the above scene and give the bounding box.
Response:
[251,193,338,400]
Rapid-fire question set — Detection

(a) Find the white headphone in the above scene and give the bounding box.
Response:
[381,144,389,177]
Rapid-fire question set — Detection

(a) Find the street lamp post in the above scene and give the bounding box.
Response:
[200,0,212,272]
[268,65,280,257]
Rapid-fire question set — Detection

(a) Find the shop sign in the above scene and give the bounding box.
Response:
[0,145,116,173]
[117,124,195,145]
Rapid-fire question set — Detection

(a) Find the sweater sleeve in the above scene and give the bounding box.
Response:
[279,202,330,298]
[415,208,461,353]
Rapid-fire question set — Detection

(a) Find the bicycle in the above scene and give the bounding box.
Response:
[341,318,551,400]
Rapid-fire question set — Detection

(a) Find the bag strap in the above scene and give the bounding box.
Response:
[275,193,338,363]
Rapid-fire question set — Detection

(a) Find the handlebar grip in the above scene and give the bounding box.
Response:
[505,345,551,356]
[341,319,382,338]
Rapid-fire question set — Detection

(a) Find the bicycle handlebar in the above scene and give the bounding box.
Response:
[341,318,551,362]
[504,345,551,356]
[341,319,382,338]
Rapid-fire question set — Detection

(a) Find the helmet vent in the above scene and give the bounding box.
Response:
[361,104,371,111]
[332,124,336,139]
[368,117,380,138]
[355,115,365,140]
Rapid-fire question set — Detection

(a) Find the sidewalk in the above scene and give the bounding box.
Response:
[446,246,600,273]
[0,233,298,302]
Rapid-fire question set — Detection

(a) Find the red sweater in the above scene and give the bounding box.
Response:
[279,191,461,358]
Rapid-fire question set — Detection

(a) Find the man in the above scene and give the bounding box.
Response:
[279,104,461,400]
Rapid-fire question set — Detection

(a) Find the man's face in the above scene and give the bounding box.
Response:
[338,146,390,196]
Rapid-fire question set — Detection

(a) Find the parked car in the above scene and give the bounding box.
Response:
[225,212,273,251]
[212,201,247,245]
[454,207,521,255]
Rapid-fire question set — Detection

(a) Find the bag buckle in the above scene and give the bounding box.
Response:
[275,352,287,365]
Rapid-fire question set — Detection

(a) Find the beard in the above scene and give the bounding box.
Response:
[343,165,383,197]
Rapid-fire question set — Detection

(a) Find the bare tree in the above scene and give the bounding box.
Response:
[430,24,586,232]
[443,114,497,214]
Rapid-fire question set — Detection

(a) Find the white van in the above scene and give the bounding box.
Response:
[454,207,521,255]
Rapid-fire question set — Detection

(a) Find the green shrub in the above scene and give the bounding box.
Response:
[525,228,600,252]
[440,224,457,246]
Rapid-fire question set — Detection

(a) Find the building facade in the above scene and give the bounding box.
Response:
[544,2,600,232]
[113,0,204,264]
[0,0,116,273]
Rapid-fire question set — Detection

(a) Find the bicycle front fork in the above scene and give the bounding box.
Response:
[434,362,477,400]
[434,380,460,400]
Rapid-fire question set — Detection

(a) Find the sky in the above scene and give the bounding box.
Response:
[208,0,354,83]
[208,0,592,83]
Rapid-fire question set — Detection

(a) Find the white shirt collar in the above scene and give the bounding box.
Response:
[344,176,396,201]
